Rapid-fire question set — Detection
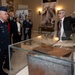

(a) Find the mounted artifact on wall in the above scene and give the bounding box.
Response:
[42,0,57,26]
[6,0,14,12]
[38,0,57,33]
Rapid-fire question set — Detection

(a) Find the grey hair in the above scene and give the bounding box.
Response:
[58,9,66,15]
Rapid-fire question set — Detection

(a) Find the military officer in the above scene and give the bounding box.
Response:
[23,15,32,40]
[0,6,10,75]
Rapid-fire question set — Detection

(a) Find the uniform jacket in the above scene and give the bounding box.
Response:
[23,20,32,28]
[0,20,10,49]
[23,20,32,34]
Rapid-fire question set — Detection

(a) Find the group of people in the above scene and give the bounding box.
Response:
[0,6,32,75]
[0,6,75,75]
[8,14,32,43]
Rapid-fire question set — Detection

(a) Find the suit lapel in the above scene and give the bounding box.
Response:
[63,17,66,31]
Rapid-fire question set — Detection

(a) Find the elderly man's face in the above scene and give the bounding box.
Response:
[58,11,65,20]
[0,11,8,21]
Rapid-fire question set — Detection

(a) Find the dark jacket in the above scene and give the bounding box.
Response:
[23,20,32,34]
[57,16,75,40]
[23,20,32,28]
[0,20,10,49]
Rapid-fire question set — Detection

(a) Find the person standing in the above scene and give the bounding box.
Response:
[57,9,75,41]
[15,17,22,42]
[23,15,32,40]
[0,6,10,75]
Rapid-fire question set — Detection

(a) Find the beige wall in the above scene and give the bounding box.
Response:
[54,0,75,30]
[26,0,42,31]
[56,0,74,18]
[13,0,74,31]
[0,0,1,6]
[1,0,7,6]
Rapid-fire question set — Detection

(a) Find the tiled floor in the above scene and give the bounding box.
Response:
[16,66,29,75]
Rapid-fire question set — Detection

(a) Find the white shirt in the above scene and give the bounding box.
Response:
[17,22,21,32]
[60,17,66,41]
[0,19,4,23]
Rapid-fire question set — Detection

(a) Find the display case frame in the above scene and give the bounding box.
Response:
[8,33,75,75]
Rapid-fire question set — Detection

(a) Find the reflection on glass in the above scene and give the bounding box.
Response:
[70,33,75,41]
[8,32,75,75]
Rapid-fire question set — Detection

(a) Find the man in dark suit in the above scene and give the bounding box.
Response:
[57,9,75,41]
[10,18,19,43]
[0,6,10,75]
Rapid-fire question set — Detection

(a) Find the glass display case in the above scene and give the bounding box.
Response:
[8,33,75,75]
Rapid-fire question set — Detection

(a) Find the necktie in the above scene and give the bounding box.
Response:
[59,20,62,37]
[60,20,62,29]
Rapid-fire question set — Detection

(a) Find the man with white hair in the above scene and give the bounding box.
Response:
[0,6,10,75]
[57,9,75,41]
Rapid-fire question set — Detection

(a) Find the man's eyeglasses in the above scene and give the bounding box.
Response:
[58,12,62,14]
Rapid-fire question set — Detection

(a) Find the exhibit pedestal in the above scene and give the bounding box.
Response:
[8,34,75,75]
[27,52,73,75]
